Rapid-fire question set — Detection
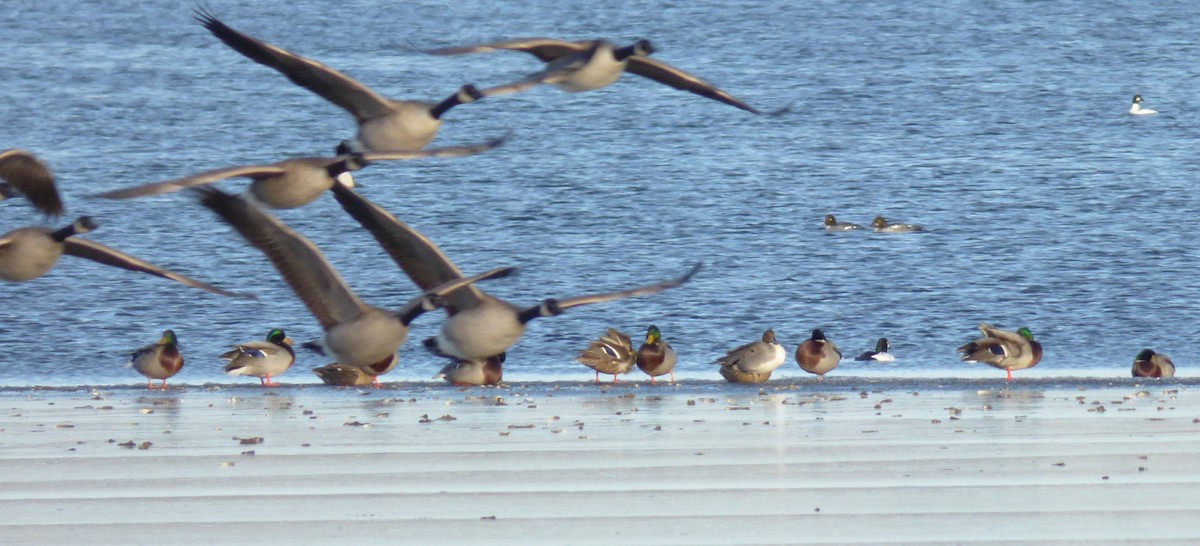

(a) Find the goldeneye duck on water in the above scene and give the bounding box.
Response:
[855,337,894,362]
[872,216,924,233]
[1129,95,1158,115]
[823,214,863,231]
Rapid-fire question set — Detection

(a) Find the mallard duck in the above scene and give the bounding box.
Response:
[1132,349,1175,378]
[129,330,184,390]
[424,38,786,115]
[796,328,841,381]
[1129,95,1158,115]
[434,354,505,386]
[718,363,773,384]
[222,328,296,386]
[958,323,1043,380]
[194,187,514,385]
[96,137,501,209]
[312,363,376,386]
[636,325,678,384]
[823,214,862,231]
[715,329,786,374]
[872,216,924,233]
[0,149,64,217]
[324,180,701,362]
[577,328,636,384]
[855,337,894,362]
[193,9,484,153]
[0,216,242,296]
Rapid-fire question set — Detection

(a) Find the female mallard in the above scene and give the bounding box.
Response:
[872,216,924,233]
[312,363,376,386]
[129,330,184,390]
[718,363,773,384]
[795,329,841,381]
[636,325,677,384]
[958,323,1043,380]
[823,214,863,231]
[324,180,699,363]
[434,354,505,386]
[194,187,514,386]
[854,337,895,362]
[424,38,785,115]
[716,329,786,375]
[0,216,241,296]
[577,328,635,383]
[192,9,484,153]
[0,149,64,217]
[222,328,296,386]
[1132,349,1174,378]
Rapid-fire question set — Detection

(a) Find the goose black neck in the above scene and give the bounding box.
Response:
[397,303,430,326]
[613,44,639,61]
[430,95,462,119]
[50,224,80,242]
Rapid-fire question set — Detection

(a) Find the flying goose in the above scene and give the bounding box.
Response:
[1131,349,1174,379]
[96,137,503,209]
[424,38,786,115]
[222,328,296,386]
[715,329,786,374]
[576,328,636,384]
[1129,95,1158,115]
[795,328,841,381]
[193,8,484,152]
[194,187,515,384]
[958,323,1043,381]
[325,180,702,361]
[636,325,678,385]
[0,149,64,217]
[0,216,242,296]
[128,329,185,390]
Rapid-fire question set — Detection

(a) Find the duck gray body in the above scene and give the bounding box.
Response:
[716,329,786,374]
[435,354,504,386]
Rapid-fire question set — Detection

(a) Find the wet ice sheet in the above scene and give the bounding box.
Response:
[0,383,1196,544]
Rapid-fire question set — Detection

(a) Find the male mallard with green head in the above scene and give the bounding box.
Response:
[129,330,184,390]
[222,328,295,386]
[636,325,678,384]
[958,323,1043,381]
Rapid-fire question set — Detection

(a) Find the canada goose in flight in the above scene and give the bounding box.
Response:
[0,149,65,217]
[194,186,515,383]
[0,216,243,296]
[193,8,485,152]
[96,136,502,209]
[424,38,787,115]
[326,180,702,361]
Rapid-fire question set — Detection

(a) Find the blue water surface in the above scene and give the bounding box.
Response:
[2,0,1198,386]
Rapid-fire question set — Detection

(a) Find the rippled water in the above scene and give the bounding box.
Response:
[2,0,1197,386]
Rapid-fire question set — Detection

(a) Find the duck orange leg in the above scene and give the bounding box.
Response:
[1006,367,1013,381]
[594,371,601,384]
[263,374,278,387]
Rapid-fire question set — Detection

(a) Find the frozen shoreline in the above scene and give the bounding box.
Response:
[1,383,1197,544]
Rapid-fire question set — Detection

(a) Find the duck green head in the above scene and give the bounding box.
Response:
[645,325,662,344]
[875,337,890,352]
[1135,348,1156,361]
[160,330,178,346]
[1017,327,1035,341]
[267,328,289,344]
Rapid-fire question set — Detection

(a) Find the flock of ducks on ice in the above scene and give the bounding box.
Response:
[0,8,1174,388]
